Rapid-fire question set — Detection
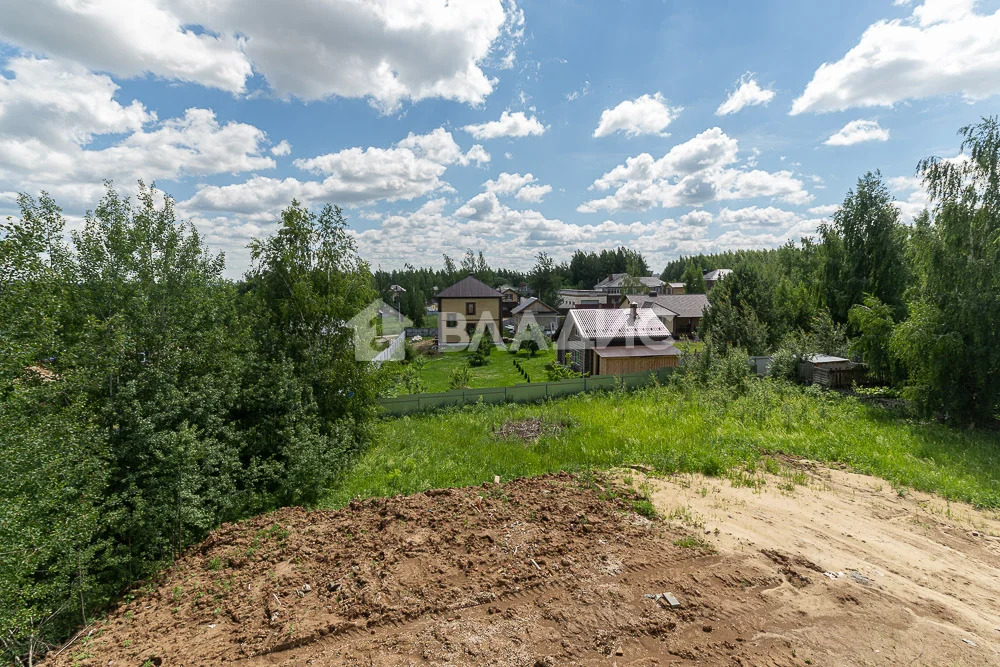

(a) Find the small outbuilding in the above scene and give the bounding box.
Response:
[798,354,866,388]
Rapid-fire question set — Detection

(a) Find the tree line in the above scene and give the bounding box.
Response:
[0,185,385,662]
[697,117,1000,426]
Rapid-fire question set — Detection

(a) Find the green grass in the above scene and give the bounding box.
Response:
[406,346,557,393]
[326,379,1000,509]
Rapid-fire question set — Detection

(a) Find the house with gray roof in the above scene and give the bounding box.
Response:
[556,302,681,375]
[619,293,710,337]
[593,273,665,297]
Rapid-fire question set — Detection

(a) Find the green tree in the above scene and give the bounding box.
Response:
[892,118,1000,423]
[700,263,777,354]
[529,251,561,307]
[849,296,903,384]
[820,171,910,321]
[681,260,706,294]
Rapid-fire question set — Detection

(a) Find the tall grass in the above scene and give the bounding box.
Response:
[325,378,1000,509]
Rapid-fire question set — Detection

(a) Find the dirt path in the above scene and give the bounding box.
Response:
[47,465,1000,666]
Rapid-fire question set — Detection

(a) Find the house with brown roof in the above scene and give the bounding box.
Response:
[435,274,502,348]
[619,293,709,337]
[556,302,681,375]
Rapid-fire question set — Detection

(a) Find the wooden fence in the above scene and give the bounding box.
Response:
[378,367,675,416]
[372,332,406,364]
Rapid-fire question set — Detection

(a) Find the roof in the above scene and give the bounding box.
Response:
[806,354,850,364]
[702,268,732,281]
[565,307,672,341]
[558,288,605,296]
[435,274,502,299]
[621,293,709,319]
[593,273,665,289]
[595,343,680,358]
[667,282,685,288]
[512,296,559,315]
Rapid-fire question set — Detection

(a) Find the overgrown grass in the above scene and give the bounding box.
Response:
[326,379,1000,509]
[408,345,557,393]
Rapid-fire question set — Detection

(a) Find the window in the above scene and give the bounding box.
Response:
[446,314,458,328]
[466,302,476,315]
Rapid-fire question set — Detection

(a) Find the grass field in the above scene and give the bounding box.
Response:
[326,378,1000,509]
[405,345,558,393]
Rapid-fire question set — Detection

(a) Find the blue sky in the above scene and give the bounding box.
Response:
[1,0,998,276]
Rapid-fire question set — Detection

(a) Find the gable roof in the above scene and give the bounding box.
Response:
[594,273,665,289]
[702,268,732,282]
[564,307,671,341]
[622,293,709,318]
[435,274,502,299]
[512,296,559,315]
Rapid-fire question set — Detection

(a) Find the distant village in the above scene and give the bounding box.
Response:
[422,268,731,376]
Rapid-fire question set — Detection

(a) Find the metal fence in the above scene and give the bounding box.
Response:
[372,332,406,364]
[378,366,675,416]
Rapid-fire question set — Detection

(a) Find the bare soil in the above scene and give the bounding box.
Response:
[47,465,1000,666]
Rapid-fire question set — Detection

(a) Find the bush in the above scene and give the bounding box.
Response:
[450,363,472,389]
[468,334,494,367]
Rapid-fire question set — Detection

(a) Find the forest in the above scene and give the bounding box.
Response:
[2,118,999,662]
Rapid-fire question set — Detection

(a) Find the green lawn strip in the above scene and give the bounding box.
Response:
[412,346,556,393]
[326,380,1000,509]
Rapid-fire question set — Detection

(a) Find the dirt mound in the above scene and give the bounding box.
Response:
[46,467,1000,665]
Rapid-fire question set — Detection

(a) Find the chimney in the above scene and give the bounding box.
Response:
[628,301,637,324]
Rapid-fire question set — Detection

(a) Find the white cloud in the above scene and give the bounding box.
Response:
[183,128,484,214]
[0,57,153,148]
[463,110,547,140]
[0,57,275,210]
[824,119,890,146]
[593,93,682,138]
[808,204,840,217]
[565,80,590,102]
[791,1,1000,114]
[515,183,551,203]
[714,205,802,228]
[715,74,776,116]
[0,0,521,110]
[482,172,533,194]
[270,140,292,156]
[579,127,811,213]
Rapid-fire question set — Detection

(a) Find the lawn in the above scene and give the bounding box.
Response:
[326,379,1000,509]
[406,345,558,393]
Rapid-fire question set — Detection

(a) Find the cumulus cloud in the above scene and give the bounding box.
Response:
[0,56,153,148]
[515,183,551,203]
[808,204,840,217]
[463,110,547,140]
[270,140,292,156]
[824,119,890,146]
[183,128,485,214]
[715,74,776,116]
[483,172,536,194]
[593,93,682,138]
[578,127,811,213]
[791,0,1000,114]
[0,0,521,110]
[0,57,275,209]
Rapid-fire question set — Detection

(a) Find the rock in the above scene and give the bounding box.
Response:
[327,582,341,592]
[301,583,312,593]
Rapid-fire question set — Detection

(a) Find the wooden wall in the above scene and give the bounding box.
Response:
[598,354,678,376]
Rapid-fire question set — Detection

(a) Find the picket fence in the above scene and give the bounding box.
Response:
[372,332,406,364]
[379,366,676,416]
